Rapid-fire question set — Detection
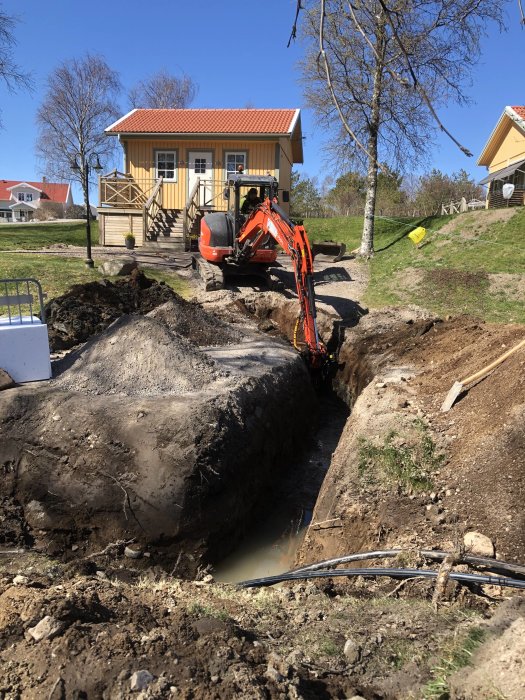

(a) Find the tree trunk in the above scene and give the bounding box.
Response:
[360,16,385,258]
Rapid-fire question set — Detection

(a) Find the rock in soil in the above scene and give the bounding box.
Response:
[27,615,65,642]
[129,670,155,692]
[463,531,495,558]
[0,368,15,391]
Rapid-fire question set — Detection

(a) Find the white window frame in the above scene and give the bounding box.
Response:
[26,193,33,202]
[155,150,178,182]
[17,192,25,202]
[225,151,247,178]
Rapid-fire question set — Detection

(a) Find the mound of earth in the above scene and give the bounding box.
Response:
[298,309,525,570]
[0,287,317,574]
[45,271,182,351]
[148,298,241,347]
[0,558,509,700]
[53,314,221,396]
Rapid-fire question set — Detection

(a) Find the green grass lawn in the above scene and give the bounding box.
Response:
[306,208,525,324]
[0,252,189,301]
[0,220,189,300]
[0,221,99,249]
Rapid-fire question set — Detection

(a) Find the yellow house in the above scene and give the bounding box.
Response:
[477,105,525,208]
[98,108,303,248]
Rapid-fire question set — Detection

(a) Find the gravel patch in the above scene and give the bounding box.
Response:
[53,314,222,396]
[147,298,241,346]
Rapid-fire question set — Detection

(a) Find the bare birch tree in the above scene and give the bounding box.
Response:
[298,0,507,256]
[0,5,32,128]
[128,70,197,109]
[36,54,121,218]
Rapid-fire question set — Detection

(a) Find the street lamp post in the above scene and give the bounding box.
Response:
[71,153,103,268]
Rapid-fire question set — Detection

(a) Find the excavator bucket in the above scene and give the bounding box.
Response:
[311,241,346,263]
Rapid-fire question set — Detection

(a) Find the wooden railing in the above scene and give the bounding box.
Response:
[183,177,200,251]
[143,177,163,240]
[440,197,486,215]
[99,170,156,208]
[488,188,525,209]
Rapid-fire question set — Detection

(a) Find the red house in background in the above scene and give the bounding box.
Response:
[0,178,73,222]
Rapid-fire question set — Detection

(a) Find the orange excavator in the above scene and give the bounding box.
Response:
[194,174,329,370]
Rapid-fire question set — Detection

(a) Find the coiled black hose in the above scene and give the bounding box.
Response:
[238,566,525,590]
[290,549,525,578]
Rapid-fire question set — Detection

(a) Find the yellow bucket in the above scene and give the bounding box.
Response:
[408,226,426,246]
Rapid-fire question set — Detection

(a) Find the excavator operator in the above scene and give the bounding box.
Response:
[240,187,262,216]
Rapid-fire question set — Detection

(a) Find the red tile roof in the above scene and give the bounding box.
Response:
[511,106,525,120]
[0,180,70,203]
[106,108,299,135]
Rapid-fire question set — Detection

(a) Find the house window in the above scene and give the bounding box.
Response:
[156,151,177,181]
[17,193,25,201]
[225,152,247,177]
[26,193,33,202]
[194,157,207,174]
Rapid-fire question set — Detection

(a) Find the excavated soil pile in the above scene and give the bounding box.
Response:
[53,314,222,396]
[148,298,242,347]
[1,565,514,700]
[1,280,317,576]
[45,271,230,351]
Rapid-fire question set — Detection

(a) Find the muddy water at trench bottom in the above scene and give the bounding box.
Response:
[213,393,349,583]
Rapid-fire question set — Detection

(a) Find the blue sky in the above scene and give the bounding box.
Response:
[0,0,523,202]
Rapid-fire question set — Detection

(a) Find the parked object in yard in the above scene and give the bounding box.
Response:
[195,174,329,370]
[0,278,51,382]
[441,337,525,411]
[310,240,346,262]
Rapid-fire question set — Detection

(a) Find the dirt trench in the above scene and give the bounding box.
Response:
[1,268,524,699]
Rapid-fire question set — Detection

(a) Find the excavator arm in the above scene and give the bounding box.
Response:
[232,199,328,369]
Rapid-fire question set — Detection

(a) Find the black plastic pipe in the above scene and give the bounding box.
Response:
[238,566,525,590]
[290,549,525,579]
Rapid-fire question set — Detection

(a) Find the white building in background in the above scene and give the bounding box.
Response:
[0,178,73,222]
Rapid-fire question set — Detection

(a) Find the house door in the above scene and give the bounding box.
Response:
[188,151,213,208]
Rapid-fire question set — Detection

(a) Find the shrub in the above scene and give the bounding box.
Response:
[65,204,87,219]
[35,201,64,221]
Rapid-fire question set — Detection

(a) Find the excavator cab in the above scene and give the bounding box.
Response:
[224,174,280,236]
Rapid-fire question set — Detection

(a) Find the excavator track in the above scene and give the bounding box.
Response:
[192,255,225,291]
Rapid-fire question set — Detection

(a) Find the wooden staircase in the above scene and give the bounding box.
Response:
[144,208,204,251]
[144,209,185,250]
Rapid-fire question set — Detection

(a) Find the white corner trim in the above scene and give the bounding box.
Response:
[6,182,42,193]
[288,108,301,135]
[506,106,525,133]
[105,108,138,133]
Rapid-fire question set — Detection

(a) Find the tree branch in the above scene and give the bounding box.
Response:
[375,0,473,156]
[319,0,388,172]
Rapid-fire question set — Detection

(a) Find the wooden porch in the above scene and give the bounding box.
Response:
[97,170,229,249]
[487,187,525,209]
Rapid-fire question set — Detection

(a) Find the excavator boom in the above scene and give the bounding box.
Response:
[232,198,327,368]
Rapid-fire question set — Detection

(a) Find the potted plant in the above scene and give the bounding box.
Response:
[124,233,136,250]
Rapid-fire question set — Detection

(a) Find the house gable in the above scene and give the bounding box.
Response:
[478,106,525,170]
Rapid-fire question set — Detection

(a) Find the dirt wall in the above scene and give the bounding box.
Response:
[297,309,525,568]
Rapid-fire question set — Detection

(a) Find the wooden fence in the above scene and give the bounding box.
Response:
[440,198,486,215]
